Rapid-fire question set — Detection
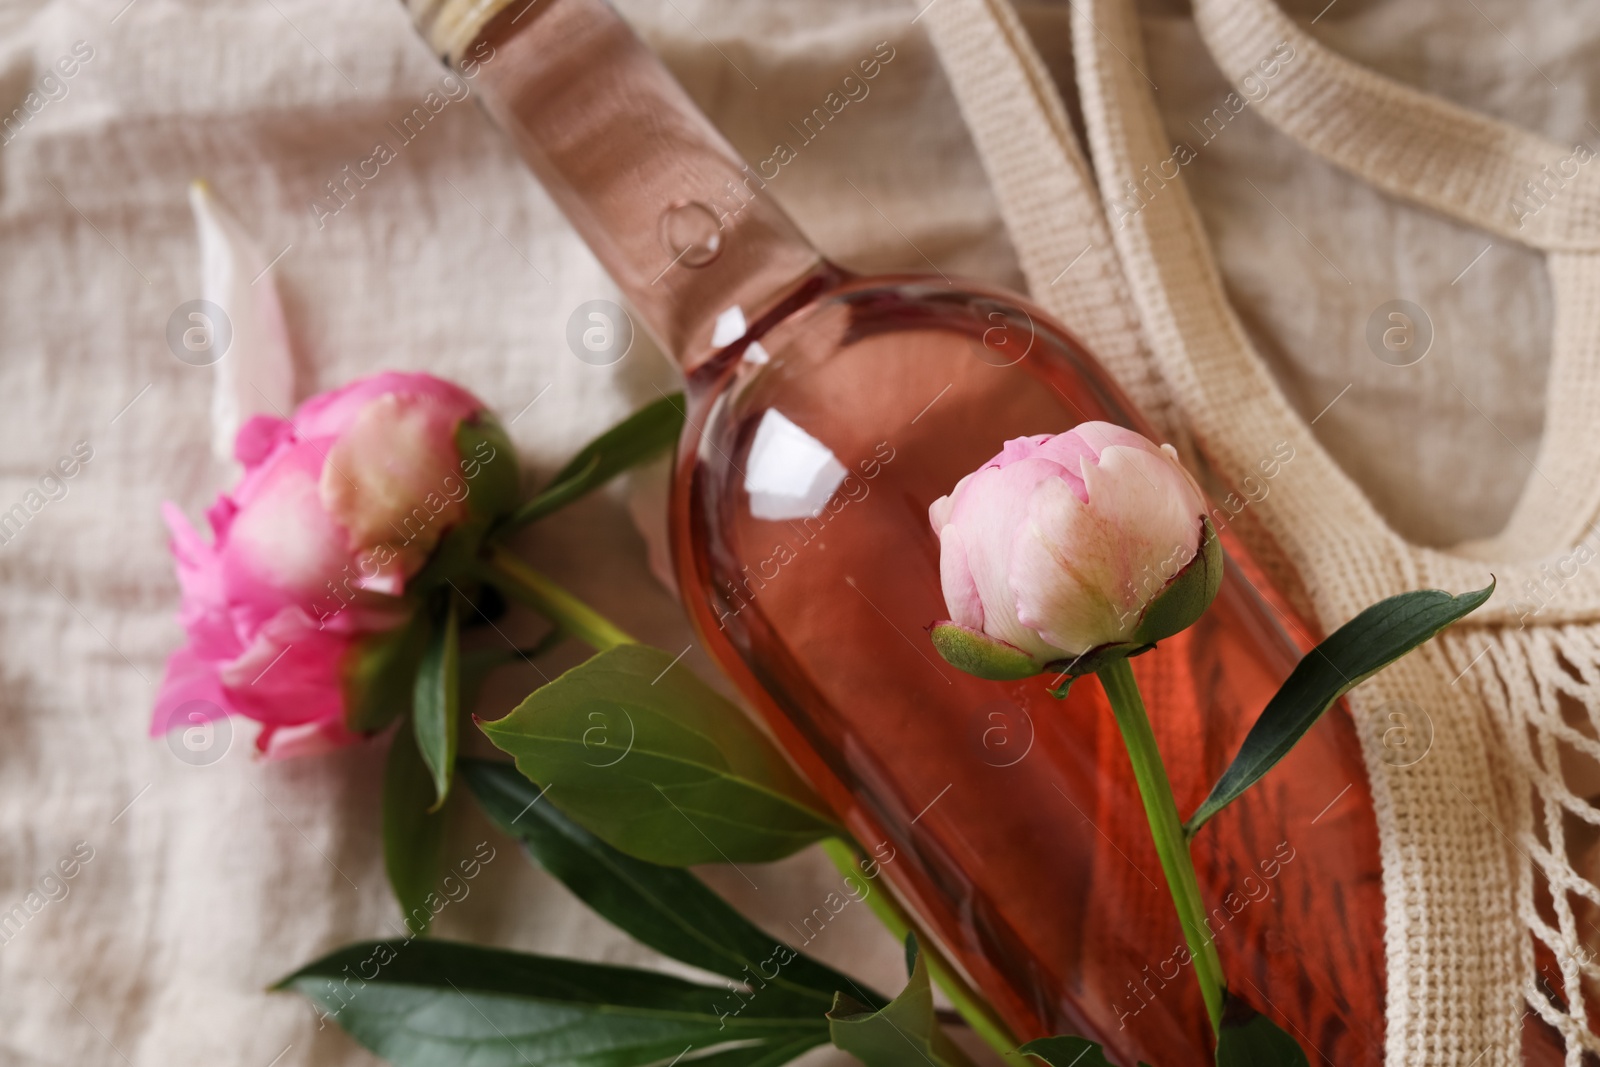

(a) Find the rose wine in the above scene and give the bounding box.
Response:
[670,272,1386,1064]
[408,0,1398,1061]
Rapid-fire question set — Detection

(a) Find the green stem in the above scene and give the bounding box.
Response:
[482,546,634,651]
[821,838,1018,1060]
[1096,657,1226,1035]
[484,542,1018,1051]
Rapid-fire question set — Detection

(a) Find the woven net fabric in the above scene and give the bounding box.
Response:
[1469,622,1600,1058]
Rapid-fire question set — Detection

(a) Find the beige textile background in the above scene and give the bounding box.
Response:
[0,0,1584,1063]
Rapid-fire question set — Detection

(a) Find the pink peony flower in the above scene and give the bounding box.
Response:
[928,422,1220,680]
[153,372,517,757]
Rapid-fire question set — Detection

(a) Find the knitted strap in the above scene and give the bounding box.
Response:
[1067,0,1394,614]
[1058,0,1600,627]
[1190,0,1600,253]
[924,0,1600,610]
[1190,0,1600,565]
[1482,251,1600,558]
[919,0,1183,444]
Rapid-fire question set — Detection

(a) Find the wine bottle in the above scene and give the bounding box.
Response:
[406,1,1391,1061]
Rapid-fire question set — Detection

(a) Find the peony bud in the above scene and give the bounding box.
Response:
[927,423,1221,681]
[152,372,518,758]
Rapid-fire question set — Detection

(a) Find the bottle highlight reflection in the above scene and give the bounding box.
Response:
[405,0,1397,1060]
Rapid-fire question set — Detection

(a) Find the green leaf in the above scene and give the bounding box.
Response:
[1017,1036,1121,1066]
[458,627,567,713]
[277,939,827,1067]
[478,644,838,865]
[500,392,685,532]
[413,598,461,810]
[1215,997,1309,1066]
[461,758,878,1013]
[345,608,433,735]
[827,935,974,1067]
[1185,581,1494,835]
[382,725,448,936]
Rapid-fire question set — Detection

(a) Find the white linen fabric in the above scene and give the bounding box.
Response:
[0,0,1584,1063]
[0,1,1015,1064]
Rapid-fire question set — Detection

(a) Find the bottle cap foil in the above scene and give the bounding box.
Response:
[405,0,519,65]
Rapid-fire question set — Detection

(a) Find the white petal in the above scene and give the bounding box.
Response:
[1080,444,1204,613]
[1009,443,1204,653]
[949,460,1063,660]
[190,180,295,463]
[1010,476,1127,653]
[937,524,985,631]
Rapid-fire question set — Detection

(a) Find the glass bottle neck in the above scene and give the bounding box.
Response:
[413,0,826,371]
